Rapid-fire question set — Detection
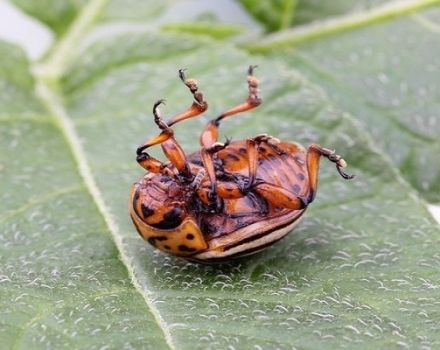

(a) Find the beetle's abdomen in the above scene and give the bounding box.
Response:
[189,209,305,263]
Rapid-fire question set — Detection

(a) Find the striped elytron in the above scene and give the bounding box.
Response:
[130,66,354,263]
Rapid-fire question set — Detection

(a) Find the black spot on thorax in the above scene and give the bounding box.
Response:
[141,204,155,218]
[152,207,183,229]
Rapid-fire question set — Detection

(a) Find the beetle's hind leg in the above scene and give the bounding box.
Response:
[244,134,283,191]
[305,144,355,203]
[247,144,354,210]
[253,182,307,210]
[200,65,262,148]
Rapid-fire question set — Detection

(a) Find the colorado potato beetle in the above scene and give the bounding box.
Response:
[130,66,354,263]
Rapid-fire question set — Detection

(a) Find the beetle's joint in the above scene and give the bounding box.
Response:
[328,153,341,162]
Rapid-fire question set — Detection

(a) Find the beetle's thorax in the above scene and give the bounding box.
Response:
[134,174,189,229]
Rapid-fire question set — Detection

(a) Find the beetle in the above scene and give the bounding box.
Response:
[130,66,354,263]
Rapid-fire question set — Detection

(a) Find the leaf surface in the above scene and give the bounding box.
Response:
[2,1,440,349]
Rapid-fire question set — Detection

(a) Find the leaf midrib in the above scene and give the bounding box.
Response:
[30,0,175,348]
[34,80,176,349]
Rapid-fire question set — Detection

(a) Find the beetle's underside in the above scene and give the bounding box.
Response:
[131,66,354,262]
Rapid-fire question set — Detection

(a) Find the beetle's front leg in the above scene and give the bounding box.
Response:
[137,100,193,178]
[136,153,172,176]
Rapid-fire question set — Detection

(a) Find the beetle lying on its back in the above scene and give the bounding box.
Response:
[130,66,354,263]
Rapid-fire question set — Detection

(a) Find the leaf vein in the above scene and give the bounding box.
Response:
[34,81,175,350]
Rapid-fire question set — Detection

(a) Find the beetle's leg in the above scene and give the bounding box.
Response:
[200,65,262,148]
[137,100,192,178]
[136,153,172,175]
[216,181,246,199]
[244,134,283,191]
[197,180,245,206]
[199,144,228,210]
[306,144,355,203]
[166,69,208,127]
[190,168,206,191]
[246,138,258,191]
[254,182,307,210]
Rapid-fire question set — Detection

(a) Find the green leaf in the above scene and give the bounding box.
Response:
[238,0,395,30]
[248,2,440,202]
[99,0,170,22]
[293,0,395,25]
[2,1,440,349]
[238,0,298,31]
[161,22,245,40]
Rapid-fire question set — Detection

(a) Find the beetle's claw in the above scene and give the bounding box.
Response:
[248,65,258,76]
[153,99,166,110]
[336,164,355,180]
[178,68,187,82]
[324,149,355,180]
[224,137,232,147]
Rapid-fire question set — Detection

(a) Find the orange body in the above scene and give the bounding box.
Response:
[130,140,312,263]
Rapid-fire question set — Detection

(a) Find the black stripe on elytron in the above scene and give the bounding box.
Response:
[223,211,305,251]
[189,235,289,264]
